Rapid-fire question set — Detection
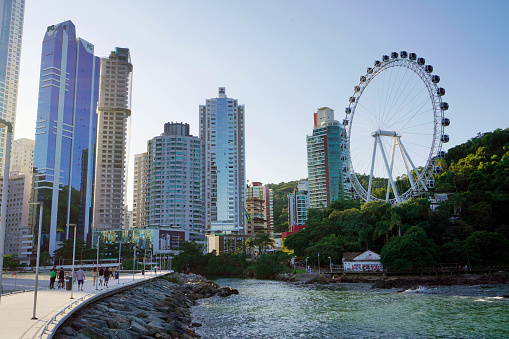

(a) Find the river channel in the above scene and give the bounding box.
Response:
[191,278,509,338]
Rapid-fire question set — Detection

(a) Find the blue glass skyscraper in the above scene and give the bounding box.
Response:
[200,88,246,234]
[32,21,99,254]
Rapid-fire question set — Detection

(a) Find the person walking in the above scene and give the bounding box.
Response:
[58,267,65,288]
[49,268,56,289]
[104,267,110,287]
[99,266,104,286]
[76,268,85,291]
[92,267,98,286]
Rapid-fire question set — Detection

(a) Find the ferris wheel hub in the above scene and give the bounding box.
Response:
[372,130,400,137]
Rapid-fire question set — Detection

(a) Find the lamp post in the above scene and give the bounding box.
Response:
[143,248,146,277]
[318,252,320,276]
[132,245,136,280]
[66,224,76,299]
[329,256,332,274]
[118,241,121,284]
[305,257,309,273]
[96,235,100,290]
[0,119,13,304]
[28,200,43,319]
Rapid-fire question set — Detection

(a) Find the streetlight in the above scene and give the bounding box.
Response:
[27,200,43,319]
[118,241,121,285]
[305,257,309,273]
[66,224,76,299]
[328,256,332,274]
[132,245,136,280]
[96,235,100,290]
[318,252,320,276]
[0,119,13,305]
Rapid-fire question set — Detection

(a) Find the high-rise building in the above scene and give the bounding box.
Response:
[288,180,310,228]
[92,48,132,231]
[200,87,245,234]
[10,138,34,176]
[0,0,25,173]
[306,107,346,209]
[146,122,204,242]
[133,152,148,228]
[32,21,100,254]
[0,169,31,262]
[246,182,273,230]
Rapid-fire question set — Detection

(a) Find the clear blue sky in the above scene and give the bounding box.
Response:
[15,0,509,206]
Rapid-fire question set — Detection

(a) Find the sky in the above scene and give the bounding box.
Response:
[14,0,509,207]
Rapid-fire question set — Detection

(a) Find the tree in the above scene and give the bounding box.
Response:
[249,253,286,279]
[380,226,437,270]
[3,255,19,270]
[253,232,275,253]
[39,251,53,267]
[464,231,509,265]
[172,241,207,273]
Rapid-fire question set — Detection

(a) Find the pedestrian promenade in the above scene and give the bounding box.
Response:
[0,270,169,339]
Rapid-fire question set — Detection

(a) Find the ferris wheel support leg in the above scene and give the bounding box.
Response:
[378,136,401,204]
[398,139,428,192]
[397,139,417,194]
[386,137,397,202]
[367,136,378,202]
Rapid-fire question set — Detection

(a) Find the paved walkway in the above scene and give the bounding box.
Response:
[0,270,169,339]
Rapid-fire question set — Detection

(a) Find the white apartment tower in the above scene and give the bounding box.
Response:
[133,152,148,228]
[0,169,31,261]
[146,122,204,242]
[200,87,245,234]
[92,48,133,231]
[288,180,310,228]
[0,0,25,173]
[10,138,34,175]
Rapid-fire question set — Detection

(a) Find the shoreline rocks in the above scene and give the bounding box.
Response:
[55,273,238,339]
[286,271,509,289]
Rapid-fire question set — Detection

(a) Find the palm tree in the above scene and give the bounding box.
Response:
[373,220,390,244]
[253,232,275,253]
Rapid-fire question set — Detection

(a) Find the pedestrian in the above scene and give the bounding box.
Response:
[76,268,85,291]
[104,267,110,286]
[58,267,65,288]
[92,266,98,286]
[49,267,56,289]
[99,266,104,286]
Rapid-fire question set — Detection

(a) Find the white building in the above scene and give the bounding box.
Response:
[93,48,133,231]
[0,0,25,173]
[133,152,148,228]
[0,169,32,262]
[288,180,310,228]
[342,250,383,272]
[200,87,245,234]
[10,138,34,176]
[146,122,205,244]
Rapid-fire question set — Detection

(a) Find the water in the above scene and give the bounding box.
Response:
[192,278,509,338]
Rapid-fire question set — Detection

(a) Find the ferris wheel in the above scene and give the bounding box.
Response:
[342,51,450,205]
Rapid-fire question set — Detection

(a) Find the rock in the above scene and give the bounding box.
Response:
[130,321,149,336]
[60,326,76,336]
[115,329,140,339]
[191,322,202,327]
[146,321,165,336]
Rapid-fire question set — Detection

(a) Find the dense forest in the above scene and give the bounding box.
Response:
[284,128,509,269]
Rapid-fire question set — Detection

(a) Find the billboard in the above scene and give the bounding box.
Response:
[158,230,185,251]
